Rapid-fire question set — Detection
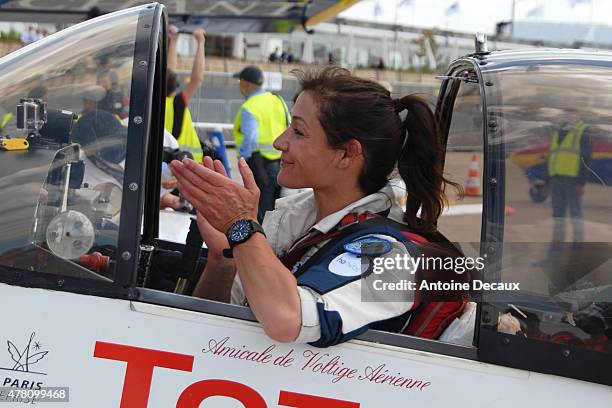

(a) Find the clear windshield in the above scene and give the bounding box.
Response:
[485,63,612,353]
[0,7,141,281]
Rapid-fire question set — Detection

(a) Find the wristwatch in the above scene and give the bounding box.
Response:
[223,219,266,258]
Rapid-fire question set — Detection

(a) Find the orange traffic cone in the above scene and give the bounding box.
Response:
[465,153,481,196]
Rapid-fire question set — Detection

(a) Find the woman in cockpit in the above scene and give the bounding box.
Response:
[170,66,464,346]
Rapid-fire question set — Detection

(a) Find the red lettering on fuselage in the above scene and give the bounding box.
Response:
[93,341,194,408]
[279,391,360,407]
[93,341,360,407]
[177,379,267,408]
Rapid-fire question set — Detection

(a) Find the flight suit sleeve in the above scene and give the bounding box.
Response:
[294,237,418,347]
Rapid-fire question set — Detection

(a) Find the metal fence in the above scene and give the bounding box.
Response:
[189,98,241,124]
[178,71,439,125]
[189,98,296,124]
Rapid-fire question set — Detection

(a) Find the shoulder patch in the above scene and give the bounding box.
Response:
[328,252,369,277]
[343,236,392,257]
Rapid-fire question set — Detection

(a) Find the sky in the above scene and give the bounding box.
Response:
[339,0,612,34]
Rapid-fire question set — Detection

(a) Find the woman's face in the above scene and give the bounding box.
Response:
[273,91,347,190]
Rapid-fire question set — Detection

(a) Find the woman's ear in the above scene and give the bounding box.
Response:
[337,139,363,169]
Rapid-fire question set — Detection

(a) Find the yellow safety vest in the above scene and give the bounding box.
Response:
[548,121,587,178]
[165,95,203,163]
[233,92,288,160]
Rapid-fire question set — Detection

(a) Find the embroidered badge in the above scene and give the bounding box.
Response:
[343,236,392,257]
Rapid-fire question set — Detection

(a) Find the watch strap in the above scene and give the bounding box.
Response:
[224,219,266,258]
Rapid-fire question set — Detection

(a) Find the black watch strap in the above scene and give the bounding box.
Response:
[246,220,266,242]
[223,220,266,258]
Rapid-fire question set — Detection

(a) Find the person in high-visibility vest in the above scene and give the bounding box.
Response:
[232,65,289,222]
[164,25,205,163]
[547,115,592,244]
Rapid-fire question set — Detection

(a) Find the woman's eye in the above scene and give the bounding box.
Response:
[293,127,303,136]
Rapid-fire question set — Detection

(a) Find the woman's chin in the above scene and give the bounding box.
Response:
[277,171,304,189]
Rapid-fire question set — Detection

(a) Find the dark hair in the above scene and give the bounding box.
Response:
[293,66,461,233]
[166,69,178,96]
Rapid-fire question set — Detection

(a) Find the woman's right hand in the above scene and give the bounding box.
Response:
[197,156,231,258]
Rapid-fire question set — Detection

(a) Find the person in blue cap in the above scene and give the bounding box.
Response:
[232,65,289,222]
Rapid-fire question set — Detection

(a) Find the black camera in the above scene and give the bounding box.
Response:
[17,98,74,146]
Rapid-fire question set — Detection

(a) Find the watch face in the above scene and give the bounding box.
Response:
[229,219,253,243]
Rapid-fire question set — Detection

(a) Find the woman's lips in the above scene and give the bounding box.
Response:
[281,157,294,165]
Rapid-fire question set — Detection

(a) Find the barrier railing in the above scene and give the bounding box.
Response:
[193,122,234,147]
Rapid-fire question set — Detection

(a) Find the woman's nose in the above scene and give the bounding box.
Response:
[274,128,289,151]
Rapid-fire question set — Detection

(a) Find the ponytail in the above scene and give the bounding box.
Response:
[396,95,462,233]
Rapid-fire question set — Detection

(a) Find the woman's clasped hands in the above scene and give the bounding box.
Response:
[169,156,260,257]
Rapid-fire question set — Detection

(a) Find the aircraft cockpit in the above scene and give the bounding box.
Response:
[0,7,138,283]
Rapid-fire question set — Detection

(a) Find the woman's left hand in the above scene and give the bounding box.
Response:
[169,157,260,233]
